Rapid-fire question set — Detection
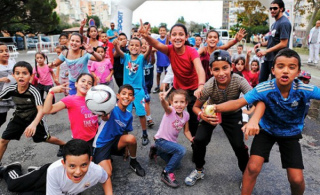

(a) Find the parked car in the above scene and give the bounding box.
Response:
[27,38,38,48]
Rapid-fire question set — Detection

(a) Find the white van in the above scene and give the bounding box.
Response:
[215,29,230,44]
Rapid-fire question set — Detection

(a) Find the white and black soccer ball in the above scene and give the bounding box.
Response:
[85,85,116,115]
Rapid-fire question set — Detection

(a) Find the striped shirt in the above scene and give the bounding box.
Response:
[0,83,42,121]
[244,79,320,137]
[199,73,252,114]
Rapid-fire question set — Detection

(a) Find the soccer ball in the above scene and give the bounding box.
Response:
[85,85,116,115]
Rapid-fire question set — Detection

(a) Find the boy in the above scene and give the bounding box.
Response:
[93,84,146,193]
[113,37,152,145]
[153,26,170,93]
[0,61,65,165]
[113,33,128,88]
[231,44,245,62]
[194,35,202,50]
[100,32,114,65]
[214,49,319,195]
[0,139,109,194]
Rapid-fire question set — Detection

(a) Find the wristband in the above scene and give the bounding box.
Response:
[89,51,94,54]
[197,111,202,121]
[49,89,55,95]
[234,39,238,43]
[198,83,204,86]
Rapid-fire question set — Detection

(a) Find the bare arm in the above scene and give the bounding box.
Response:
[43,84,69,114]
[245,50,251,71]
[193,57,206,99]
[215,97,248,113]
[242,102,265,140]
[139,19,168,55]
[257,39,288,57]
[193,99,219,126]
[219,28,247,50]
[159,91,172,114]
[24,105,44,138]
[79,19,88,43]
[112,39,124,58]
[183,122,193,143]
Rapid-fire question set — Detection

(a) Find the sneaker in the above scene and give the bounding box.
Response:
[57,145,64,157]
[149,145,157,161]
[130,160,145,177]
[184,169,205,186]
[142,134,149,146]
[27,166,40,173]
[161,171,179,188]
[152,87,160,94]
[307,60,313,64]
[315,61,318,64]
[239,181,243,190]
[147,120,155,128]
[0,162,21,179]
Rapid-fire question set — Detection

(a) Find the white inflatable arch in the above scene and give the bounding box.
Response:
[110,0,294,45]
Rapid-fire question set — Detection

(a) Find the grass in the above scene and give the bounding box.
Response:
[292,47,309,55]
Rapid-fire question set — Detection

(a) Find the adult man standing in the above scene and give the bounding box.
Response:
[107,22,119,42]
[308,20,320,65]
[254,0,291,82]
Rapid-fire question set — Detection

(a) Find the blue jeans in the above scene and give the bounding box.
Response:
[155,138,186,173]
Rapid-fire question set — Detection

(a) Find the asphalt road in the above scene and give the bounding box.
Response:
[0,51,320,194]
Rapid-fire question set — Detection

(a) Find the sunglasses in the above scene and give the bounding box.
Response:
[269,7,279,11]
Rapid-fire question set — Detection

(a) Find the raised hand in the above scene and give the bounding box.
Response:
[83,43,93,54]
[235,28,247,42]
[138,19,150,38]
[50,82,70,94]
[81,19,87,27]
[159,86,172,101]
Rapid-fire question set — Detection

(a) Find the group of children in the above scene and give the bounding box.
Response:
[0,16,316,195]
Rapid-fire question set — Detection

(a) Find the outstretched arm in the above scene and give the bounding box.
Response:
[242,101,265,140]
[80,19,88,43]
[139,19,168,55]
[214,97,248,113]
[159,88,172,115]
[183,122,194,143]
[245,50,251,71]
[219,28,247,50]
[43,83,69,114]
[112,39,124,58]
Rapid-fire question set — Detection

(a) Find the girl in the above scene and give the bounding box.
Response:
[55,45,69,96]
[79,19,103,70]
[58,33,69,47]
[49,33,102,95]
[233,56,247,77]
[0,42,15,127]
[31,52,59,102]
[90,46,114,89]
[139,20,205,137]
[198,29,247,82]
[141,38,155,127]
[243,50,260,88]
[150,89,193,188]
[185,50,251,187]
[43,73,98,148]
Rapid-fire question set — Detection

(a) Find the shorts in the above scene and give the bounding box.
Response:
[2,115,51,143]
[250,130,304,169]
[93,135,125,164]
[127,88,146,116]
[69,81,76,95]
[144,87,150,103]
[156,66,168,73]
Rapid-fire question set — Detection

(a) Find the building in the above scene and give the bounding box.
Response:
[222,0,230,29]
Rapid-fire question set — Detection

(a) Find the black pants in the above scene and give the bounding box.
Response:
[4,163,51,194]
[258,60,275,83]
[193,110,249,173]
[0,112,7,128]
[36,84,55,104]
[114,77,123,88]
[186,89,199,137]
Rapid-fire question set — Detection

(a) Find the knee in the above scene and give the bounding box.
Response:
[246,161,262,176]
[127,135,137,145]
[0,139,9,146]
[288,175,305,187]
[178,146,186,156]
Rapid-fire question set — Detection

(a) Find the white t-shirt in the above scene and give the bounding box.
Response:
[46,159,108,195]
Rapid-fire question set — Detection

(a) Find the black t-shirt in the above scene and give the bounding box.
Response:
[113,46,129,78]
[0,84,42,121]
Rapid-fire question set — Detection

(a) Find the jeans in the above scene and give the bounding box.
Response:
[155,138,186,173]
[259,60,275,83]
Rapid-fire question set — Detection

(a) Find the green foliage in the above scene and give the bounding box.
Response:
[159,23,168,30]
[236,1,268,27]
[1,0,59,35]
[177,16,186,25]
[151,26,159,34]
[86,15,101,28]
[188,21,203,34]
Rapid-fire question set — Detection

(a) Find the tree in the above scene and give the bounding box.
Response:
[159,22,168,30]
[0,0,59,35]
[188,21,203,35]
[151,26,159,34]
[303,0,320,46]
[236,1,268,27]
[87,15,101,28]
[177,16,186,25]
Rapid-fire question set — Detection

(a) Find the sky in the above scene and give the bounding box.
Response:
[132,1,223,29]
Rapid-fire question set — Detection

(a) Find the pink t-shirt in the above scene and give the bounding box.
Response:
[33,64,53,86]
[90,59,113,84]
[167,45,199,90]
[154,107,190,143]
[87,39,104,70]
[61,95,98,141]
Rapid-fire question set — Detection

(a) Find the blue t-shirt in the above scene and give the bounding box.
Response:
[156,37,170,67]
[94,105,133,148]
[107,29,119,42]
[244,79,320,137]
[58,53,92,82]
[265,16,291,61]
[123,53,146,89]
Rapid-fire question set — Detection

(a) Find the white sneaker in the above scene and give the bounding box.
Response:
[307,61,313,64]
[184,169,204,186]
[314,61,318,64]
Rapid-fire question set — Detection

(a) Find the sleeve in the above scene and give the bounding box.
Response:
[46,168,63,195]
[33,68,36,74]
[189,46,200,61]
[30,86,43,106]
[98,166,108,183]
[198,79,213,103]
[58,53,66,62]
[280,21,291,40]
[0,85,14,99]
[60,96,72,109]
[107,59,113,69]
[90,62,96,72]
[86,53,92,61]
[309,85,320,100]
[166,45,173,57]
[243,88,263,104]
[240,77,253,94]
[126,115,134,132]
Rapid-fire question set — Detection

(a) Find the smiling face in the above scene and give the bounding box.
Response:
[0,45,9,64]
[62,154,91,183]
[116,88,134,110]
[88,27,98,39]
[141,39,148,53]
[251,61,259,72]
[170,26,187,49]
[235,59,245,72]
[119,35,127,47]
[170,94,188,114]
[75,75,93,96]
[70,35,82,51]
[195,37,202,47]
[206,31,219,48]
[270,3,282,19]
[159,27,167,38]
[13,67,31,88]
[100,33,108,43]
[128,39,141,55]
[35,54,45,66]
[59,35,68,46]
[272,56,300,89]
[210,61,232,88]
